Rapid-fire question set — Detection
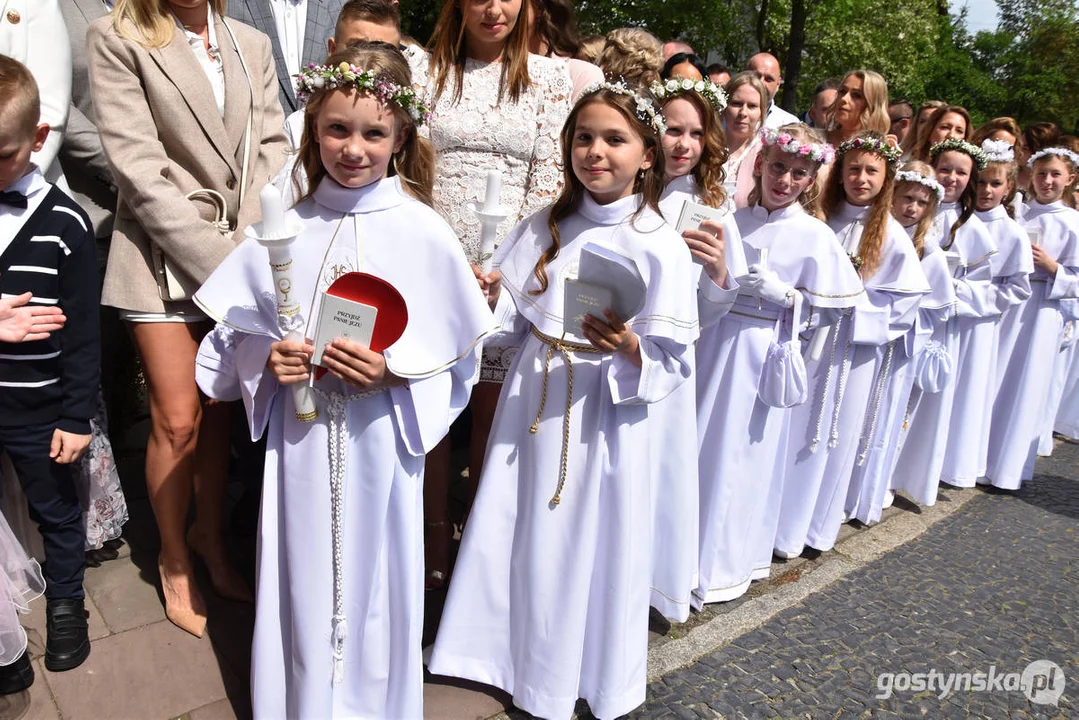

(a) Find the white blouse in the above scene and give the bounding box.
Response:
[410,50,573,266]
[174,6,224,116]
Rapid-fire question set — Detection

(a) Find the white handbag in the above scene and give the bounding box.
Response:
[757,291,808,408]
[153,19,254,302]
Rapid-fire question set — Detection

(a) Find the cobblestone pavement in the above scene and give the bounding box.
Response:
[630,441,1079,720]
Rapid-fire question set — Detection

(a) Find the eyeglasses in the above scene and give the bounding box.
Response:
[766,160,812,182]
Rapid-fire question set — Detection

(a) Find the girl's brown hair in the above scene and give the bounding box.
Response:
[930,146,979,249]
[530,87,667,296]
[427,0,532,105]
[293,44,436,206]
[914,105,973,162]
[660,92,729,209]
[982,160,1019,218]
[529,0,580,57]
[822,131,896,278]
[971,117,1023,149]
[893,160,940,258]
[597,28,663,87]
[747,124,827,219]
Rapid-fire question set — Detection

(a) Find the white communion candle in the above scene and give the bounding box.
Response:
[260,184,287,237]
[484,169,502,209]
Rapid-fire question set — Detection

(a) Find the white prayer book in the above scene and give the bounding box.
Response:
[311,292,378,367]
[675,199,726,265]
[1028,228,1042,247]
[563,279,614,336]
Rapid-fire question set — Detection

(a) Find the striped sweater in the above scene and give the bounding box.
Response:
[0,185,100,434]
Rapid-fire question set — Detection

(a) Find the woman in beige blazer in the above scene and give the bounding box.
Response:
[88,0,286,637]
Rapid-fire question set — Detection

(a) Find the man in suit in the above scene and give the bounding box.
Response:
[226,0,348,114]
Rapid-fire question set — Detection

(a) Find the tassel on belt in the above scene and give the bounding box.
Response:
[312,385,385,686]
[529,326,604,506]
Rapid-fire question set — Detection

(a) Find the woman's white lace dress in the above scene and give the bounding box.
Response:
[410,50,573,381]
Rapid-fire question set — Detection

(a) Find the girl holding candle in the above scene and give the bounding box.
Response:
[412,0,574,588]
[193,45,495,717]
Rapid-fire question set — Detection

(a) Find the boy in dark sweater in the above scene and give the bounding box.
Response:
[0,56,99,691]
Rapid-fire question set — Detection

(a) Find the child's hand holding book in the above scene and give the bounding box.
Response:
[682,219,728,287]
[321,338,406,390]
[581,309,641,368]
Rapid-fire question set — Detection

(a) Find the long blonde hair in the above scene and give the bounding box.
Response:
[293,45,436,206]
[427,0,532,105]
[826,69,890,144]
[112,0,226,48]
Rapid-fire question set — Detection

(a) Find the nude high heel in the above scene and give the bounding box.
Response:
[158,555,207,638]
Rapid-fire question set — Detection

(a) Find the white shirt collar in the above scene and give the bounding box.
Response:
[173,5,219,56]
[313,176,410,214]
[8,166,48,199]
[579,192,642,226]
[750,201,804,222]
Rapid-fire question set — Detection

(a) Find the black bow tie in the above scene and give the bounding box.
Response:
[0,190,28,209]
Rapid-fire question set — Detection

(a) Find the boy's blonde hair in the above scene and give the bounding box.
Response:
[597,28,663,87]
[112,0,227,48]
[0,56,40,136]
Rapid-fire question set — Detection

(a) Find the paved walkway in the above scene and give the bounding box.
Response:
[1,423,1074,720]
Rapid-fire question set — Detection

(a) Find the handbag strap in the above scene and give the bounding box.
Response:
[220,18,255,210]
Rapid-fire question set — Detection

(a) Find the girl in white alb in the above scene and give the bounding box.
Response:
[775,133,928,557]
[695,125,862,601]
[985,147,1079,488]
[650,78,745,621]
[887,162,958,507]
[891,140,995,492]
[973,141,1033,478]
[427,83,698,720]
[191,47,494,719]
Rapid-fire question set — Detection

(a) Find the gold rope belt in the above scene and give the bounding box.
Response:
[529,326,604,506]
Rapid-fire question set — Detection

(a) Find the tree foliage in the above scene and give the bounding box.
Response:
[400,0,1078,132]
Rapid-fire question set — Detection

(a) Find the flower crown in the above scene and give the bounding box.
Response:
[1028,147,1079,169]
[837,135,902,167]
[895,170,945,202]
[580,80,667,136]
[980,139,1015,164]
[294,62,431,125]
[929,138,988,170]
[759,127,835,165]
[651,77,728,114]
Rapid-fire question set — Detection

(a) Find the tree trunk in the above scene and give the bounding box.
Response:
[756,0,770,52]
[780,0,806,111]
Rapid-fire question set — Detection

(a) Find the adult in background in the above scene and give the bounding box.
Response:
[663,39,692,60]
[226,0,347,113]
[707,62,730,87]
[0,0,70,185]
[661,51,706,81]
[88,0,287,637]
[412,0,572,589]
[745,52,798,128]
[527,0,602,99]
[824,69,890,148]
[910,104,971,162]
[722,71,768,208]
[807,77,839,128]
[901,99,944,158]
[888,98,914,145]
[598,27,663,86]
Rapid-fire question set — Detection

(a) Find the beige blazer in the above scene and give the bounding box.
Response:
[88,13,287,313]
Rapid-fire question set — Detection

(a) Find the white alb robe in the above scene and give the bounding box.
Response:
[775,203,924,553]
[985,200,1079,488]
[649,176,745,621]
[427,194,699,720]
[933,205,998,486]
[193,177,496,720]
[842,211,931,526]
[889,237,958,506]
[695,202,863,601]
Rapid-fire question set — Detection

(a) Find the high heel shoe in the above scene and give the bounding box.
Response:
[186,530,254,603]
[158,555,207,638]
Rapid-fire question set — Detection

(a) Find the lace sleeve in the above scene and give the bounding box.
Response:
[518,59,573,222]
